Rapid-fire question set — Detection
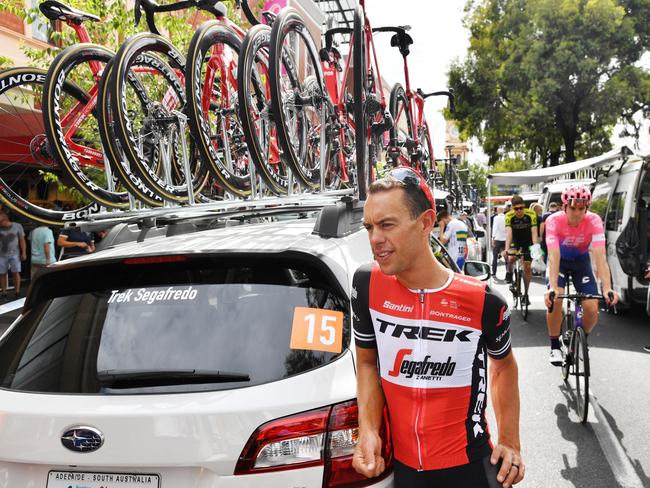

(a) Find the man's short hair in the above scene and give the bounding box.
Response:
[437,209,450,222]
[511,195,524,206]
[368,177,432,219]
[549,202,558,210]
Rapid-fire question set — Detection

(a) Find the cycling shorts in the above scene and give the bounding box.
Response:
[394,457,503,488]
[508,243,532,262]
[546,254,598,295]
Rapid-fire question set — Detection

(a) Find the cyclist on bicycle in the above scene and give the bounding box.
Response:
[437,210,468,269]
[505,195,538,304]
[543,184,619,366]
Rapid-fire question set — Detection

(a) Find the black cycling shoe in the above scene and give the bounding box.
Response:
[505,272,513,283]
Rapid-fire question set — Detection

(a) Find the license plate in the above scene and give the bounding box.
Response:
[47,470,159,487]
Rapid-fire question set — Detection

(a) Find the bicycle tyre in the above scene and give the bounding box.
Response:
[0,67,100,225]
[237,24,288,195]
[352,3,368,199]
[522,289,529,321]
[43,43,129,209]
[269,7,328,190]
[109,33,207,202]
[560,313,572,381]
[186,21,252,198]
[573,327,589,423]
[97,59,164,207]
[419,122,435,184]
[388,83,414,167]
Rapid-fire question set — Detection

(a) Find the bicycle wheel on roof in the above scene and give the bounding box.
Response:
[0,67,101,225]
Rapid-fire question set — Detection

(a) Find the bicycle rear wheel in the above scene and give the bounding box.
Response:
[0,67,100,225]
[418,122,435,184]
[572,327,590,423]
[43,44,129,209]
[352,4,368,199]
[388,83,414,167]
[109,33,207,203]
[238,24,289,195]
[186,21,252,198]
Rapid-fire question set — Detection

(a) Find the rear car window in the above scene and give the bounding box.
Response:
[0,256,350,395]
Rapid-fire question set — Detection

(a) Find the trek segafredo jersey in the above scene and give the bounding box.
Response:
[352,264,511,471]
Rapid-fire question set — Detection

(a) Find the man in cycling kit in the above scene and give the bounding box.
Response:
[352,167,524,488]
[504,195,539,303]
[438,210,469,269]
[543,184,619,366]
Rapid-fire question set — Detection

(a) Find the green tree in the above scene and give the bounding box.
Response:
[449,0,650,166]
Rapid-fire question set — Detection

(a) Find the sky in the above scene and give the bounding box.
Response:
[361,1,649,164]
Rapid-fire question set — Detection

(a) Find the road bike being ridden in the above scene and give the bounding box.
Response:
[508,247,530,320]
[549,280,614,423]
[0,1,130,225]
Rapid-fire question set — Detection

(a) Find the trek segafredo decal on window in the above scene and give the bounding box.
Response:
[108,286,198,305]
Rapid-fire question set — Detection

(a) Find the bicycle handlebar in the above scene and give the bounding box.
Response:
[416,88,455,114]
[134,0,227,35]
[372,25,411,34]
[324,26,353,51]
[547,291,615,313]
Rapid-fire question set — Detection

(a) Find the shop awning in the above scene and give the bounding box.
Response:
[487,146,634,186]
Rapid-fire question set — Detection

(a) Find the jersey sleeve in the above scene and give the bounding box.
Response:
[545,214,559,249]
[527,209,538,226]
[443,222,453,240]
[481,286,511,359]
[352,264,376,349]
[588,213,606,248]
[504,211,512,227]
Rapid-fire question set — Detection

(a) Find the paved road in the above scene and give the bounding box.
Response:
[488,263,650,488]
[0,268,648,487]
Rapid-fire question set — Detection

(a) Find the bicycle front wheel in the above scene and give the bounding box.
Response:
[0,67,100,225]
[573,327,590,423]
[352,3,368,199]
[269,7,330,190]
[560,313,572,381]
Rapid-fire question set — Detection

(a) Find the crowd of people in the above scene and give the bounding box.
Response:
[0,209,106,301]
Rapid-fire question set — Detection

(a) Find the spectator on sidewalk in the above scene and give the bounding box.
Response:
[57,226,95,260]
[29,224,56,278]
[0,211,26,299]
[492,206,507,278]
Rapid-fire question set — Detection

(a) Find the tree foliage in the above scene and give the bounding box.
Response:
[1,0,248,67]
[449,0,650,166]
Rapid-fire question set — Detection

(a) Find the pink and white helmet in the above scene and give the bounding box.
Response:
[561,184,592,205]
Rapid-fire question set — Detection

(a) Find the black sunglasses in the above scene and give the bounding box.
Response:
[387,167,436,209]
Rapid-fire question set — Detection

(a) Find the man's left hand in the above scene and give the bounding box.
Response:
[602,288,619,306]
[491,443,524,487]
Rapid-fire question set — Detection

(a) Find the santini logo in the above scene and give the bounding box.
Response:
[388,349,457,379]
[383,300,414,313]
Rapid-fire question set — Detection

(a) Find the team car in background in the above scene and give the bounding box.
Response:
[0,196,490,487]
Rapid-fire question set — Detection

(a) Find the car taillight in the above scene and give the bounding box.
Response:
[235,399,393,487]
[122,255,187,265]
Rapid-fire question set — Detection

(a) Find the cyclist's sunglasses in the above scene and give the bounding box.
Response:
[387,167,436,210]
[513,205,525,211]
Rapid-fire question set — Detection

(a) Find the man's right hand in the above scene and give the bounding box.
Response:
[544,289,559,309]
[352,431,385,479]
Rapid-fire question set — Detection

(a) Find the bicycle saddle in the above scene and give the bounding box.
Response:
[39,0,100,23]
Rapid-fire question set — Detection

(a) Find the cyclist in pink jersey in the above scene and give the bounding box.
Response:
[543,184,619,366]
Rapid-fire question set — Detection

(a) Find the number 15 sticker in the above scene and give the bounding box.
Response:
[290,307,344,354]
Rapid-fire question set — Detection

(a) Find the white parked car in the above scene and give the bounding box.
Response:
[0,197,490,487]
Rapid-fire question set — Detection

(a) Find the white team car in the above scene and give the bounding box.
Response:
[0,196,490,488]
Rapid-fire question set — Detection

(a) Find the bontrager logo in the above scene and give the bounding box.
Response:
[376,318,473,342]
[388,349,457,379]
[383,300,414,313]
[429,310,472,322]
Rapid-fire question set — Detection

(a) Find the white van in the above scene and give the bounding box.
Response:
[539,178,596,213]
[591,154,649,311]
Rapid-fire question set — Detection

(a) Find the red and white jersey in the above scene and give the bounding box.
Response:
[352,264,511,471]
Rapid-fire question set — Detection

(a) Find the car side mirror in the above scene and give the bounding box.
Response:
[463,261,490,281]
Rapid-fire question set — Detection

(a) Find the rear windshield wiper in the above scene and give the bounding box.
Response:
[97,369,250,388]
